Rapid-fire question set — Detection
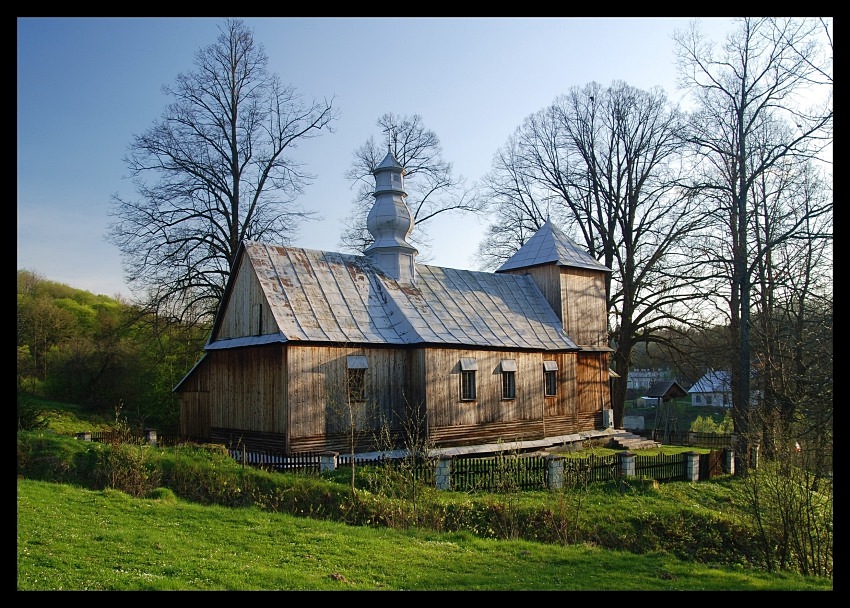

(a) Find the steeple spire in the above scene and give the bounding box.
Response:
[364,148,418,283]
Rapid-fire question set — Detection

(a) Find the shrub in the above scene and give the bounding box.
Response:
[17,391,49,431]
[690,412,734,433]
[95,442,163,498]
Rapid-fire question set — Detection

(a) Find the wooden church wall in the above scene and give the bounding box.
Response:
[423,348,597,446]
[503,265,607,349]
[286,344,412,451]
[215,255,274,340]
[203,344,286,434]
[560,268,608,348]
[177,355,212,440]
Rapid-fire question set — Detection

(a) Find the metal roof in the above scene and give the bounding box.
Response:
[496,219,611,273]
[238,241,580,352]
[645,380,688,399]
[688,371,732,393]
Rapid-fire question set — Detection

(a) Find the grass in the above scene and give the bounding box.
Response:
[16,478,831,591]
[17,395,833,591]
[21,396,115,436]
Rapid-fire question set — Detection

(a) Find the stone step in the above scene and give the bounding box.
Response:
[610,433,661,450]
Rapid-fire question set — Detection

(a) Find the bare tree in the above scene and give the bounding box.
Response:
[674,17,832,468]
[107,18,338,326]
[339,112,485,259]
[749,159,832,463]
[478,81,709,428]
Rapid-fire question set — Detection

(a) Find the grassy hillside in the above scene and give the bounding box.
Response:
[17,397,832,590]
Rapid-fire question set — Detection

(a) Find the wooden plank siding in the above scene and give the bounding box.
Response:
[425,349,543,428]
[215,255,275,339]
[180,343,607,454]
[212,345,284,434]
[559,267,608,348]
[287,344,411,442]
[503,265,607,348]
[177,355,211,439]
[424,348,604,445]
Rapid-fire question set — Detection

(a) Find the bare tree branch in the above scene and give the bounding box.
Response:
[107,18,339,326]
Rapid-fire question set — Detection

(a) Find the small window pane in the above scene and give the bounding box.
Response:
[347,355,368,369]
[461,370,476,400]
[502,370,516,400]
[348,368,365,402]
[544,370,557,397]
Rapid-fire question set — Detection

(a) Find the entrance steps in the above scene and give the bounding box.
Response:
[610,431,661,450]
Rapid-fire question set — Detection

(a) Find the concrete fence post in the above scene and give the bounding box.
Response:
[144,429,157,446]
[724,448,735,475]
[685,451,700,482]
[435,455,452,490]
[76,431,92,441]
[319,451,339,473]
[546,454,565,490]
[618,451,635,478]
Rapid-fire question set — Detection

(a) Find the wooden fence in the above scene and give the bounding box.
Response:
[652,431,736,449]
[563,453,619,485]
[450,454,547,492]
[228,447,322,474]
[79,430,732,491]
[634,452,687,481]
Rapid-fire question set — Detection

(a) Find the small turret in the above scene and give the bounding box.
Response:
[364,149,418,283]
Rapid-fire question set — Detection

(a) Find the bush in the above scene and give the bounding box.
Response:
[17,430,103,487]
[690,412,734,433]
[17,391,49,431]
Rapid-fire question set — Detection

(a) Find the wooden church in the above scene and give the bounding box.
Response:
[175,149,613,454]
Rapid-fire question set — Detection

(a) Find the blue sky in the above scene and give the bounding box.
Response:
[17,17,740,298]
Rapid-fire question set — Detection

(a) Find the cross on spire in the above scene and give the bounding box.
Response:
[383,125,396,153]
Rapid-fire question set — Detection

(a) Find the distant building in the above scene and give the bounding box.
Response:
[688,370,732,407]
[627,368,670,391]
[639,380,688,407]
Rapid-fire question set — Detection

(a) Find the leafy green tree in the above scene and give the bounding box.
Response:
[17,271,206,432]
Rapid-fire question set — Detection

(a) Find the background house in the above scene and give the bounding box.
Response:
[627,368,671,391]
[688,370,732,407]
[175,149,614,454]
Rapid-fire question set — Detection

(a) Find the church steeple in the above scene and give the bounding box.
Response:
[364,146,418,283]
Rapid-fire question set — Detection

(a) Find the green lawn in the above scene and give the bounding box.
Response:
[16,479,831,591]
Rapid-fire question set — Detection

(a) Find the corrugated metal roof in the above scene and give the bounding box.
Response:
[241,241,580,352]
[206,333,286,350]
[496,219,611,273]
